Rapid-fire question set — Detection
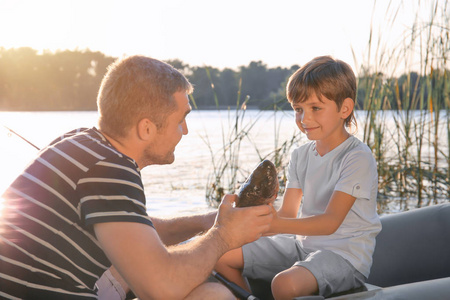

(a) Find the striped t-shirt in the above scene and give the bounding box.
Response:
[0,127,154,299]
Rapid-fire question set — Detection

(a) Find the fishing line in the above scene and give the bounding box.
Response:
[2,124,41,151]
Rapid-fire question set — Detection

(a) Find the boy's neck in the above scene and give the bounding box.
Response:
[315,131,351,156]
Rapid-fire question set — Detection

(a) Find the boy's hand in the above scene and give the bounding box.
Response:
[214,194,272,250]
[263,204,279,236]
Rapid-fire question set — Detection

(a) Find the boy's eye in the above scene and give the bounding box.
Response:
[312,106,321,111]
[294,107,303,113]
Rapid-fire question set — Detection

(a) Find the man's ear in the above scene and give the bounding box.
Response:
[340,98,354,119]
[136,118,157,141]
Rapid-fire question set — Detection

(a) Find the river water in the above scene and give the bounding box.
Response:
[1,110,448,216]
[0,110,303,216]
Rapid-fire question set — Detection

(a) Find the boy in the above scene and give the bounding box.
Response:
[215,56,381,299]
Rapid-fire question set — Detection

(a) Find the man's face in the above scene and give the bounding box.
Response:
[143,91,191,165]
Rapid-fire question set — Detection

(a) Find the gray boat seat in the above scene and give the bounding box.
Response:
[248,203,450,300]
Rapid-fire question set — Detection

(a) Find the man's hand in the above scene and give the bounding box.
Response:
[214,194,273,250]
[94,195,271,299]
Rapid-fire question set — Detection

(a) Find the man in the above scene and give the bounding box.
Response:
[0,55,273,299]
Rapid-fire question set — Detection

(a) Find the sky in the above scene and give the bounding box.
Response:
[0,0,439,74]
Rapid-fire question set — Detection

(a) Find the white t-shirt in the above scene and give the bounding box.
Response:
[286,136,382,278]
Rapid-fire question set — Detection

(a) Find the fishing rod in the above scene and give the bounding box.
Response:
[212,270,260,300]
[2,124,40,151]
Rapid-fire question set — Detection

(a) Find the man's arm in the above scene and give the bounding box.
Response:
[151,211,216,246]
[94,195,272,300]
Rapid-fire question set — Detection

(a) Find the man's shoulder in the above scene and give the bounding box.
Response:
[47,127,132,167]
[48,127,91,146]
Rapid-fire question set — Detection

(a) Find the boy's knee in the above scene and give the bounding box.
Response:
[215,255,229,273]
[271,267,318,300]
[272,272,298,300]
[215,248,244,271]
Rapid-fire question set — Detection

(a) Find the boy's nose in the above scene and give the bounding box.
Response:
[299,111,310,124]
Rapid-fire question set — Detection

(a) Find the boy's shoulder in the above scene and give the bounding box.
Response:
[289,141,316,166]
[293,140,315,153]
[343,136,377,167]
[347,136,374,156]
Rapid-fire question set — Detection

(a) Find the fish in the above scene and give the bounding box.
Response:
[235,159,279,207]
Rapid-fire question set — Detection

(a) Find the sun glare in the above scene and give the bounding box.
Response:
[0,196,4,218]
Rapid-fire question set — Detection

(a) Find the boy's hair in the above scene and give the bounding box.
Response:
[97,55,193,139]
[286,55,357,128]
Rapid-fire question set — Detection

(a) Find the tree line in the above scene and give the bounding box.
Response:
[0,47,448,111]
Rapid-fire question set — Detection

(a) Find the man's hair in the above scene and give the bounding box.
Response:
[97,55,193,138]
[286,55,357,128]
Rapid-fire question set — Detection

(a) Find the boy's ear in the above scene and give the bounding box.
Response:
[340,98,354,119]
[136,118,157,141]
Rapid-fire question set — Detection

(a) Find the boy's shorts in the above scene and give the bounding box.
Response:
[242,235,366,297]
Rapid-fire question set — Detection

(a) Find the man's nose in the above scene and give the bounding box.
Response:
[182,121,188,135]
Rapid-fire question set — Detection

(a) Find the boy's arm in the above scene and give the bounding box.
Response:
[271,190,356,236]
[277,188,303,218]
[263,188,301,236]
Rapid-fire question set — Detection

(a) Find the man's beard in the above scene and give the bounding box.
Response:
[143,147,175,166]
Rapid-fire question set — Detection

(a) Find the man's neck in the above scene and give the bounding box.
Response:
[98,129,142,167]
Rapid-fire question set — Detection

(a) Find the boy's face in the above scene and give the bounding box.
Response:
[291,93,348,144]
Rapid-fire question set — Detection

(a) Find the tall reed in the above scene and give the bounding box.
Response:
[199,70,300,207]
[354,0,449,212]
[201,71,256,207]
[198,0,449,213]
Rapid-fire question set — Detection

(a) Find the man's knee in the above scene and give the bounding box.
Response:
[96,268,127,300]
[185,282,235,300]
